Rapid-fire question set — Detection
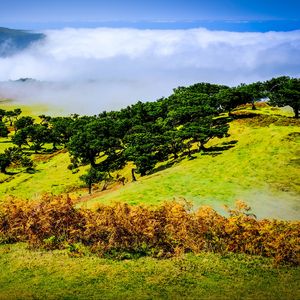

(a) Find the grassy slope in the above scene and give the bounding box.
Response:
[0,104,299,219]
[87,107,300,220]
[0,103,299,299]
[0,243,299,300]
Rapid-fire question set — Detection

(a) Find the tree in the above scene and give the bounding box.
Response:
[124,132,160,177]
[237,82,265,110]
[12,129,29,148]
[269,78,300,118]
[49,117,74,149]
[14,116,34,131]
[216,88,252,114]
[0,121,9,137]
[0,147,33,173]
[68,117,123,169]
[5,108,22,127]
[181,116,229,152]
[80,167,107,194]
[0,153,10,173]
[0,109,6,122]
[26,124,51,152]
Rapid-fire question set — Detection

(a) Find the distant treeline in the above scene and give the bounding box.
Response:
[0,76,299,191]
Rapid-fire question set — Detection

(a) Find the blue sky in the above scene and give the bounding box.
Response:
[1,0,300,30]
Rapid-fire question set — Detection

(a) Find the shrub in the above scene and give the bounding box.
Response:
[0,196,299,265]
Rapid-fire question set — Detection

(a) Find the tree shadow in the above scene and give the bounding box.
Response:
[201,140,238,156]
[150,157,185,174]
[150,139,239,175]
[230,112,258,119]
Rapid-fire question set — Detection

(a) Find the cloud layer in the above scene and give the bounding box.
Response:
[0,27,300,114]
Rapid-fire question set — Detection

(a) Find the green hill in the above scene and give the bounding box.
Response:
[0,100,299,300]
[0,103,299,220]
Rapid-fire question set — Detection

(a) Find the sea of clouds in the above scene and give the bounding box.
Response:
[0,27,300,114]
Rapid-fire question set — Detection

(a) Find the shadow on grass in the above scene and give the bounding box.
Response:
[150,157,185,174]
[203,140,238,155]
[150,140,239,175]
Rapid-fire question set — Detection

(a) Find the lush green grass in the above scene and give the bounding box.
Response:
[0,151,88,200]
[0,243,299,300]
[87,114,300,220]
[0,104,299,219]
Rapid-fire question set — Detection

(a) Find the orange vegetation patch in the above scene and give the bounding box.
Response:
[0,196,299,264]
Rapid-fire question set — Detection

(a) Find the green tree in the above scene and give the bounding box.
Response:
[12,129,29,148]
[216,88,252,114]
[0,147,33,173]
[80,167,107,194]
[269,78,300,118]
[237,82,265,110]
[0,109,6,122]
[0,153,10,173]
[181,116,229,153]
[68,117,122,168]
[14,116,34,131]
[26,124,51,152]
[124,132,160,177]
[0,121,9,137]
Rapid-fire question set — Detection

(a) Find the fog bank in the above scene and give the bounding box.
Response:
[0,27,299,114]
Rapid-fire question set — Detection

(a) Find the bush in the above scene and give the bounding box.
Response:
[0,195,299,265]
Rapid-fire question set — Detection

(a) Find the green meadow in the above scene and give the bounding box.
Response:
[0,101,299,299]
[0,243,299,300]
[1,103,299,220]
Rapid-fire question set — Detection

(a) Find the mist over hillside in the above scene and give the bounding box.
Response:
[0,27,300,114]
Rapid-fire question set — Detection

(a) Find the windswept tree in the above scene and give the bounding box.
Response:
[80,167,108,194]
[12,129,29,148]
[181,116,229,153]
[124,132,161,177]
[26,124,51,152]
[0,109,6,122]
[237,82,265,110]
[14,116,34,131]
[49,117,74,149]
[0,121,9,137]
[269,77,300,118]
[0,153,10,173]
[5,108,22,127]
[216,88,252,114]
[0,147,33,173]
[68,117,122,168]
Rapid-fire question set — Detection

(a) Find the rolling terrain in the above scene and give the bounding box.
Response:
[0,100,299,300]
[0,102,299,220]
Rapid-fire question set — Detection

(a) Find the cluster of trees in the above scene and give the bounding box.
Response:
[0,76,299,191]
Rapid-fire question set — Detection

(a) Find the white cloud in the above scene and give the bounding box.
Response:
[0,27,299,114]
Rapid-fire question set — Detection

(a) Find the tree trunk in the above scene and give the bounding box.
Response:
[90,159,96,168]
[198,142,206,152]
[251,100,256,110]
[131,168,137,181]
[88,182,92,194]
[294,106,299,119]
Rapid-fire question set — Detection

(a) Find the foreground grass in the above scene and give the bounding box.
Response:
[0,243,299,300]
[87,117,300,220]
